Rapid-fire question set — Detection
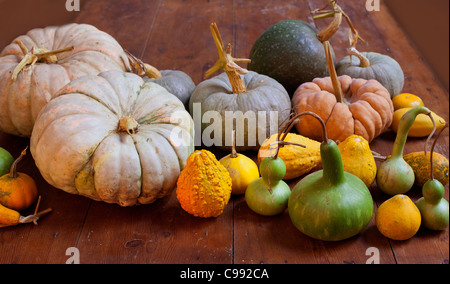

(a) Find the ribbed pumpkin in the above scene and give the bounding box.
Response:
[292,75,394,143]
[189,23,291,151]
[336,51,404,98]
[177,150,232,218]
[0,23,131,137]
[30,70,194,206]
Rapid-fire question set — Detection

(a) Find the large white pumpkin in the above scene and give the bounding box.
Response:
[30,70,194,206]
[0,23,131,137]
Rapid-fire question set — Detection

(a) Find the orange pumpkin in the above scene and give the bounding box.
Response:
[0,147,38,211]
[292,75,394,143]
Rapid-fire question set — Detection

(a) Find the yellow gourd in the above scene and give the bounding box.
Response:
[391,108,446,137]
[404,152,449,187]
[338,135,377,187]
[258,133,321,180]
[219,131,259,195]
[176,150,232,218]
[375,194,421,240]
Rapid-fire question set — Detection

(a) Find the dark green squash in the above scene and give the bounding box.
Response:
[248,19,334,95]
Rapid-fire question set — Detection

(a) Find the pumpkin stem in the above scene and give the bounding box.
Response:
[11,39,74,81]
[230,130,238,158]
[125,50,162,79]
[324,41,344,103]
[118,117,139,135]
[272,113,307,159]
[347,47,371,68]
[313,0,366,46]
[205,23,250,94]
[9,147,28,179]
[429,123,449,180]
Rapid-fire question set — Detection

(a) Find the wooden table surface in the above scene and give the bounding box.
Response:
[0,0,448,265]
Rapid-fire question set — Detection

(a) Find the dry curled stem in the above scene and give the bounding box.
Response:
[205,23,250,94]
[12,39,73,81]
[125,50,162,79]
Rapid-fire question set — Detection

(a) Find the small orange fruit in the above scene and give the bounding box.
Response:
[392,93,424,111]
[375,194,421,240]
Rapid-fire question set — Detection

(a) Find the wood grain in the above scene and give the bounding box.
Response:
[0,0,448,264]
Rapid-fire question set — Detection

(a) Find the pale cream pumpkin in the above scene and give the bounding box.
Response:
[0,23,131,137]
[30,70,194,206]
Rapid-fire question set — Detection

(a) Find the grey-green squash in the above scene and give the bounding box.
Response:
[145,70,195,108]
[336,51,404,98]
[248,19,334,95]
[189,23,291,152]
[189,71,291,151]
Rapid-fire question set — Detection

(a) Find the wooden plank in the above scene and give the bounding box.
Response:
[0,0,447,264]
[232,0,395,264]
[0,133,91,264]
[76,189,233,264]
[139,0,237,85]
[74,0,235,264]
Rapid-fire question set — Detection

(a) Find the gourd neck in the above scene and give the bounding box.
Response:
[321,139,346,185]
[392,106,434,158]
[204,23,250,94]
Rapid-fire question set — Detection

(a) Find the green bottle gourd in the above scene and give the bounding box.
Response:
[376,106,436,195]
[245,114,307,216]
[288,112,374,241]
[245,156,291,216]
[415,124,449,230]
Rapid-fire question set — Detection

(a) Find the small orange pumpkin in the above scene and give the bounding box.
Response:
[0,147,38,211]
[292,74,394,143]
[292,12,394,143]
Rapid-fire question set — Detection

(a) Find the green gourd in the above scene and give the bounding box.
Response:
[376,106,435,195]
[245,156,291,216]
[288,112,373,241]
[415,124,449,230]
[0,147,14,177]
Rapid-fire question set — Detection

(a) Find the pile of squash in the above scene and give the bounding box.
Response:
[0,0,448,243]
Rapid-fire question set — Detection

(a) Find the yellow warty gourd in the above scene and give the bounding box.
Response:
[176,150,232,218]
[258,133,321,180]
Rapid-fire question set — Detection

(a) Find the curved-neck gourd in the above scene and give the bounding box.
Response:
[288,112,373,241]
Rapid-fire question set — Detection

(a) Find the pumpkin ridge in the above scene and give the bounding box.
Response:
[74,133,111,196]
[61,49,127,73]
[57,81,121,117]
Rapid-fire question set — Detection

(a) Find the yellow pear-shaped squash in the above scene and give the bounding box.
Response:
[220,152,259,195]
[338,135,377,187]
[258,133,321,180]
[392,108,446,137]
